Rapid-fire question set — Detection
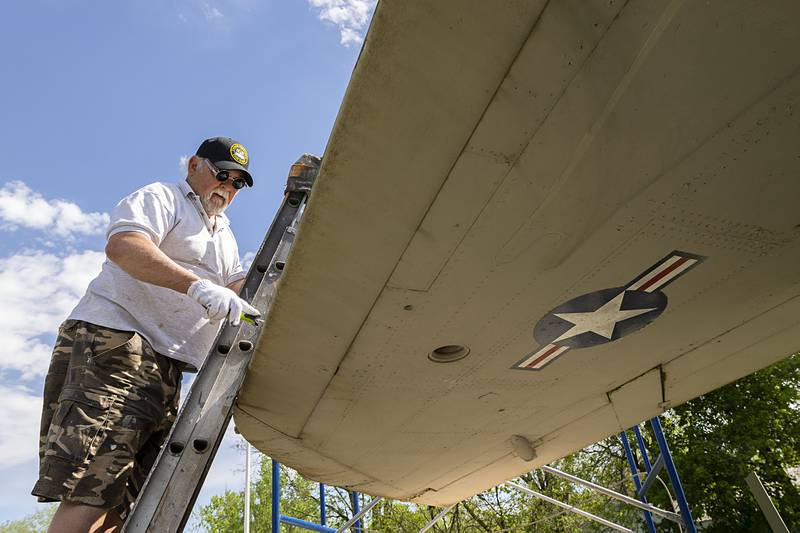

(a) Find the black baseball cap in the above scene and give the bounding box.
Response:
[196,137,253,187]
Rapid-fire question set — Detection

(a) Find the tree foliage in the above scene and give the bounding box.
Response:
[197,354,800,532]
[655,352,800,531]
[0,505,57,533]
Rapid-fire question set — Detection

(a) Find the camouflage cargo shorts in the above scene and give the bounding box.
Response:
[31,320,183,517]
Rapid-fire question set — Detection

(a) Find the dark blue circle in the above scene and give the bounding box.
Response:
[533,287,667,349]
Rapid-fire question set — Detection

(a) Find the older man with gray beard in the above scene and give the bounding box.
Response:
[32,137,259,533]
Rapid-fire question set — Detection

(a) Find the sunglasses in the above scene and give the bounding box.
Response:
[203,159,249,190]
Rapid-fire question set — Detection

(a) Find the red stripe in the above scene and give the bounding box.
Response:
[637,256,690,292]
[526,345,561,368]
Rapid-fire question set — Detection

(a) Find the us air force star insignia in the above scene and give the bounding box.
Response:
[512,250,705,371]
[230,143,248,166]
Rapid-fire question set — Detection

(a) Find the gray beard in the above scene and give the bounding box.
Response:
[200,191,228,216]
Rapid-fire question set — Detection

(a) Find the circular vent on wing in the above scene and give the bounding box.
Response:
[428,344,470,363]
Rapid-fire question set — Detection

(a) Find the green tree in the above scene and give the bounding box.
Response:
[655,352,800,531]
[198,489,247,533]
[0,505,57,533]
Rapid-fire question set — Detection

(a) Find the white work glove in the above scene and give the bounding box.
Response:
[187,279,260,326]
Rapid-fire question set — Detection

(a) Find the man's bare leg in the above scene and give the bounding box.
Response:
[47,501,123,533]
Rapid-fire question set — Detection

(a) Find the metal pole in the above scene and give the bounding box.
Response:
[633,425,653,473]
[336,496,382,533]
[620,431,657,533]
[650,416,697,533]
[272,459,280,533]
[320,483,327,526]
[350,492,361,532]
[281,515,337,533]
[745,472,790,533]
[540,464,681,523]
[419,505,455,533]
[505,481,633,532]
[244,442,251,533]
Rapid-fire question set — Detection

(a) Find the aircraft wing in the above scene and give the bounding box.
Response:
[234,0,800,505]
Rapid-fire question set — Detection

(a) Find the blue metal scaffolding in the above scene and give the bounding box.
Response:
[271,459,373,533]
[619,416,697,532]
[266,414,696,532]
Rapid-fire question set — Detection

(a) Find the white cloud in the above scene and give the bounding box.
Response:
[0,384,42,469]
[0,181,109,238]
[308,0,377,46]
[0,250,106,378]
[180,155,191,176]
[202,2,224,21]
[242,251,256,271]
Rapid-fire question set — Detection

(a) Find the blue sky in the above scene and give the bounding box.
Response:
[0,0,375,525]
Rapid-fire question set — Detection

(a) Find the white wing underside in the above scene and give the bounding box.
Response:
[234,0,800,505]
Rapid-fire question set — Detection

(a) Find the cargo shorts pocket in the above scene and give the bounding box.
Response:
[66,327,143,392]
[44,397,114,467]
[88,329,141,365]
[41,392,153,507]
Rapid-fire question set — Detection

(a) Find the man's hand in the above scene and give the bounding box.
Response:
[188,279,260,326]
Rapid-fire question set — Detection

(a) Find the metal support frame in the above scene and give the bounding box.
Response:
[745,471,790,533]
[123,155,321,533]
[245,442,252,533]
[349,492,361,532]
[638,454,665,499]
[540,465,680,523]
[272,459,380,533]
[336,496,382,533]
[505,481,633,532]
[619,416,697,533]
[320,483,327,526]
[272,459,281,532]
[418,505,455,533]
[620,431,658,533]
[650,416,697,532]
[281,515,336,533]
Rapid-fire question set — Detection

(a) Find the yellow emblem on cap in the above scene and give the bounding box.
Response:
[230,143,248,166]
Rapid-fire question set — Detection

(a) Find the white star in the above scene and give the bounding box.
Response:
[552,291,656,343]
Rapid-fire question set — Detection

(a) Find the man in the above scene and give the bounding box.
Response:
[32,137,260,533]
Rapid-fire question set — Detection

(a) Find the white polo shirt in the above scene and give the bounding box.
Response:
[69,180,247,370]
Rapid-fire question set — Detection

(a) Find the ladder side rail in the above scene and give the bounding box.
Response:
[620,431,658,533]
[650,416,697,533]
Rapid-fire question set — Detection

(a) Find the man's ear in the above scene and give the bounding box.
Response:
[188,155,201,175]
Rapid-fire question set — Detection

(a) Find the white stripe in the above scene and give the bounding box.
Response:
[627,255,684,291]
[517,345,557,368]
[531,346,570,369]
[642,258,697,292]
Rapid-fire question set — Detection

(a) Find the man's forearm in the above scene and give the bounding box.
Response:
[227,278,245,294]
[106,232,200,294]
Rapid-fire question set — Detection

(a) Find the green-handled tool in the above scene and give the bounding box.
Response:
[241,312,262,326]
